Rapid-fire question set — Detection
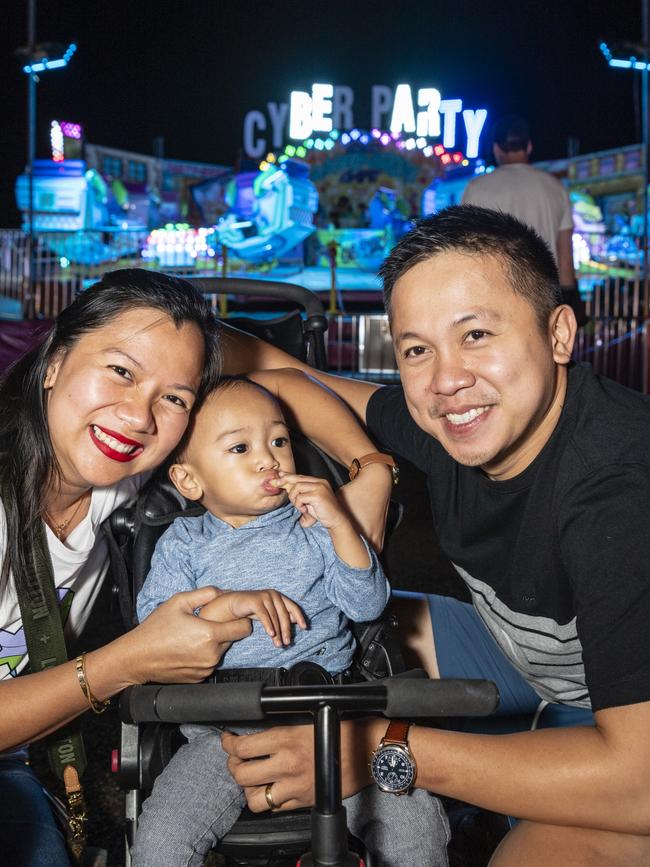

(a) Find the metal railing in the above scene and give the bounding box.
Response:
[325,269,650,391]
[1,228,649,391]
[0,229,226,318]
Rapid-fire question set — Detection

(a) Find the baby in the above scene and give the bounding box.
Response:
[132,376,449,867]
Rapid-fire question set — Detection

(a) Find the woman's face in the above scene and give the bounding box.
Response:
[44,307,205,494]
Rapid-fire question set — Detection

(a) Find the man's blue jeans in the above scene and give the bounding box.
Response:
[0,757,71,867]
[419,593,595,732]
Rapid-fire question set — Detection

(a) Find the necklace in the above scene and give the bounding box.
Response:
[44,490,91,540]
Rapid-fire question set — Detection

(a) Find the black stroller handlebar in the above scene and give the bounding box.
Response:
[189,276,328,327]
[119,678,499,865]
[188,276,329,370]
[120,677,499,725]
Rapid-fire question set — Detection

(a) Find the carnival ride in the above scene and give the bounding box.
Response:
[13,121,480,288]
[215,159,318,262]
[15,159,147,266]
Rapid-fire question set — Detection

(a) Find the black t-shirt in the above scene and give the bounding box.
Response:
[367,364,650,712]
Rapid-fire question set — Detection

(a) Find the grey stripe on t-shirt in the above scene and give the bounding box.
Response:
[454,565,591,708]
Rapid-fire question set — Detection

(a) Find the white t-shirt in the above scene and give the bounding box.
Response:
[461,163,573,262]
[0,476,144,681]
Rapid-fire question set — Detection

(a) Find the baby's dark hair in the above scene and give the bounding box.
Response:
[169,374,282,466]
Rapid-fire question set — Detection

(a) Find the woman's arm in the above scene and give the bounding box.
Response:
[0,585,251,752]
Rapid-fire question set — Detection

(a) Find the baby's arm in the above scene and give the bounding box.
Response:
[275,473,391,622]
[199,590,307,648]
[276,473,370,569]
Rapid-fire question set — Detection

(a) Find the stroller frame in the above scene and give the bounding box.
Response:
[107,277,499,866]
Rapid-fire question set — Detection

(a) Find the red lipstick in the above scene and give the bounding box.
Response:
[89,425,143,463]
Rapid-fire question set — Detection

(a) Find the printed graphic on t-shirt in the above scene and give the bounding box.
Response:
[0,588,73,679]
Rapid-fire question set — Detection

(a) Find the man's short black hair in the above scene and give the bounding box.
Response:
[492,115,530,152]
[379,205,561,332]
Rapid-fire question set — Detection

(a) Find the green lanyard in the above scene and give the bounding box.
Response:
[1,467,88,859]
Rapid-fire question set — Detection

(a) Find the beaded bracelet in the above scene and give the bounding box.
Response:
[75,653,111,714]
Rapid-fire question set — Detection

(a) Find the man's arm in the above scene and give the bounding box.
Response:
[220,322,379,425]
[250,368,392,549]
[219,326,395,549]
[411,701,650,833]
[223,701,650,834]
[556,226,575,287]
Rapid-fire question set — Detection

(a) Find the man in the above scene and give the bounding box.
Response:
[220,205,650,865]
[462,115,586,324]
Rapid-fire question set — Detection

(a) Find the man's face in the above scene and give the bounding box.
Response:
[391,251,568,480]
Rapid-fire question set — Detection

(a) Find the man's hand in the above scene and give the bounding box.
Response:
[221,718,381,812]
[199,589,307,648]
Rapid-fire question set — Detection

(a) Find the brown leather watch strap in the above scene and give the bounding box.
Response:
[348,452,398,483]
[382,719,411,745]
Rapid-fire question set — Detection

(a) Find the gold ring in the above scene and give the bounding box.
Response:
[265,782,279,811]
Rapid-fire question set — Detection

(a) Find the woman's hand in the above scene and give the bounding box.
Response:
[0,586,252,751]
[221,717,384,812]
[117,586,252,686]
[336,463,393,552]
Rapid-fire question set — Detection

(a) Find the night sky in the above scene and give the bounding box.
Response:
[0,0,645,226]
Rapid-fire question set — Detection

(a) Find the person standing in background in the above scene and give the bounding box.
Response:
[462,115,586,325]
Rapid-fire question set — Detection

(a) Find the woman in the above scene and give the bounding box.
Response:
[0,268,391,866]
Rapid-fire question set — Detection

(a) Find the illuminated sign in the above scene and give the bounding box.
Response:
[243,83,487,160]
[50,120,83,162]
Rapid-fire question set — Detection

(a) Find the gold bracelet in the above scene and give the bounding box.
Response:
[75,653,110,714]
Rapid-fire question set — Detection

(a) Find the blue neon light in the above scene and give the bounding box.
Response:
[600,41,649,71]
[610,58,649,70]
[23,42,77,75]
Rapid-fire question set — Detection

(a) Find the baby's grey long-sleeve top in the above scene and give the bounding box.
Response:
[137,502,390,675]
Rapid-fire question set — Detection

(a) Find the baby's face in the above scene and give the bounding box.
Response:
[183,382,296,527]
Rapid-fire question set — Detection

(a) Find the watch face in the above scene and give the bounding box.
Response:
[371,745,416,794]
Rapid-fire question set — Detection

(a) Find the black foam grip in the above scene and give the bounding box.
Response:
[384,678,499,718]
[121,683,265,723]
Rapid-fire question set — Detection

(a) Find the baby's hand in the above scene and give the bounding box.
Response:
[199,589,307,648]
[275,473,350,530]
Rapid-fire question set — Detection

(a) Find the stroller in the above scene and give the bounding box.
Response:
[107,277,499,866]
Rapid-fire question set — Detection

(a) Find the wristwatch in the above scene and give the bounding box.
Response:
[370,720,417,795]
[348,452,399,485]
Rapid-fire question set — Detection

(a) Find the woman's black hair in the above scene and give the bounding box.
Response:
[0,268,220,598]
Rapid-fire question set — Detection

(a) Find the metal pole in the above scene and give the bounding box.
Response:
[26,0,37,318]
[643,0,649,309]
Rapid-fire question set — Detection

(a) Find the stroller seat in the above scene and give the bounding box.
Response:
[105,279,407,865]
